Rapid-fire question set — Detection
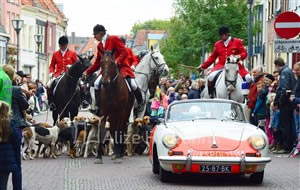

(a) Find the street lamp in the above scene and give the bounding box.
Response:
[247,0,254,71]
[34,34,43,80]
[11,19,24,71]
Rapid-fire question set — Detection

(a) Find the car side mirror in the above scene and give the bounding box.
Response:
[157,118,165,125]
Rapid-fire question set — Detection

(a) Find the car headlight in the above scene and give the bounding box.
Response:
[162,135,178,148]
[250,135,266,150]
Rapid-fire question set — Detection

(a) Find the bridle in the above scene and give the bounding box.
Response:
[150,51,167,75]
[224,61,238,88]
[101,51,119,87]
[134,51,166,94]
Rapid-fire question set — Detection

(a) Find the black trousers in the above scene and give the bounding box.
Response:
[279,104,295,150]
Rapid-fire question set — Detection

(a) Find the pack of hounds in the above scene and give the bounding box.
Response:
[21,115,152,160]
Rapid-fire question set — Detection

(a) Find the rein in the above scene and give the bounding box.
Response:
[56,86,80,125]
[224,62,238,88]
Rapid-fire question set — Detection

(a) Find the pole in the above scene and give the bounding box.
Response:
[16,31,20,71]
[37,43,40,80]
[201,43,205,78]
[248,5,253,71]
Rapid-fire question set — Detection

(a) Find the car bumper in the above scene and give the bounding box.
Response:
[159,152,271,173]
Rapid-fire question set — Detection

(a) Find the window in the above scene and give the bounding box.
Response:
[22,24,27,49]
[49,27,52,48]
[6,12,10,35]
[28,26,33,50]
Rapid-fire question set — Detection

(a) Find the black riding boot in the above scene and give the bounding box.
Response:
[133,88,145,111]
[207,81,215,99]
[47,88,56,111]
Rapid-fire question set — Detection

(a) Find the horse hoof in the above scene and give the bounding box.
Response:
[30,157,34,160]
[22,156,27,160]
[94,158,103,164]
[111,154,116,160]
[52,155,57,159]
[113,158,122,164]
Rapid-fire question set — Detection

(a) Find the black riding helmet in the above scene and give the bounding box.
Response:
[219,26,230,35]
[58,36,69,45]
[139,49,148,59]
[93,24,106,35]
[120,36,126,44]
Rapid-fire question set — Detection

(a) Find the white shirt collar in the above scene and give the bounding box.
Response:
[102,34,108,48]
[60,49,67,57]
[224,36,232,47]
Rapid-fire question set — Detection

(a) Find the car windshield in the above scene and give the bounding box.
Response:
[167,101,246,122]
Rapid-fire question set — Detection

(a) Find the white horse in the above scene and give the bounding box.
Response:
[130,46,169,120]
[202,55,244,103]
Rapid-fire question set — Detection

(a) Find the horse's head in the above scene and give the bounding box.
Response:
[101,51,118,87]
[149,46,169,76]
[225,55,240,94]
[68,55,93,78]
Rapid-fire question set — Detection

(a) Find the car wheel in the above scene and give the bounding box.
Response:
[250,171,264,184]
[159,165,172,183]
[152,147,159,174]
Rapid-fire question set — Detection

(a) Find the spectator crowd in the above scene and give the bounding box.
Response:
[1,57,300,189]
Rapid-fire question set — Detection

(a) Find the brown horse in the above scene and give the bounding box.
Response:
[96,51,135,164]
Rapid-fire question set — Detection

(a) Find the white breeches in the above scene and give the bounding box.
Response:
[207,70,252,83]
[94,74,138,91]
[128,78,138,91]
[244,74,252,83]
[46,77,56,88]
[207,69,222,82]
[94,75,102,90]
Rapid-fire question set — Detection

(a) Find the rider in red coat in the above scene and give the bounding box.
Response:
[120,36,140,70]
[47,36,78,110]
[84,25,144,113]
[197,26,252,98]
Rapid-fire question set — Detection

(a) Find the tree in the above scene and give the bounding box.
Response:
[130,19,171,35]
[160,0,249,76]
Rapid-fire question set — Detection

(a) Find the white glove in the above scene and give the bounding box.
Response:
[131,65,136,71]
[49,73,54,78]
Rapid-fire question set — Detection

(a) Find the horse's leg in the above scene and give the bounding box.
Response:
[95,117,106,164]
[71,109,79,121]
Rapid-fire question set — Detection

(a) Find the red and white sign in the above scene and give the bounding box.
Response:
[274,11,300,39]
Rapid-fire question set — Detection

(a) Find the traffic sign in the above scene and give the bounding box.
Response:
[274,39,300,53]
[274,11,300,39]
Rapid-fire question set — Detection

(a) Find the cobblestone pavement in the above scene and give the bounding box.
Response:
[8,111,300,190]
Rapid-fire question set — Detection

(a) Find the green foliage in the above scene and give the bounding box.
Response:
[160,0,249,76]
[130,19,171,35]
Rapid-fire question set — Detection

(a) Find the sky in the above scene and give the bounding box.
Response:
[54,0,175,37]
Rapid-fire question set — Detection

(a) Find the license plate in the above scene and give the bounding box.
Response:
[200,165,232,173]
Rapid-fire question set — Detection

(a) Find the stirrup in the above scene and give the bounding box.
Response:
[49,103,56,111]
[137,101,145,112]
[89,104,100,114]
[82,100,89,109]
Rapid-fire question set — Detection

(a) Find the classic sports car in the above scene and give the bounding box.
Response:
[149,99,271,183]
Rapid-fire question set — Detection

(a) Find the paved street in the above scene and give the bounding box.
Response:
[10,111,300,190]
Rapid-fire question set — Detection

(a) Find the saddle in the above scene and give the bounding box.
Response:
[212,71,223,89]
[51,74,63,96]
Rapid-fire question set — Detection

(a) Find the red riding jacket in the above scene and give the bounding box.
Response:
[85,35,135,78]
[127,48,139,67]
[49,49,78,78]
[201,37,248,78]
